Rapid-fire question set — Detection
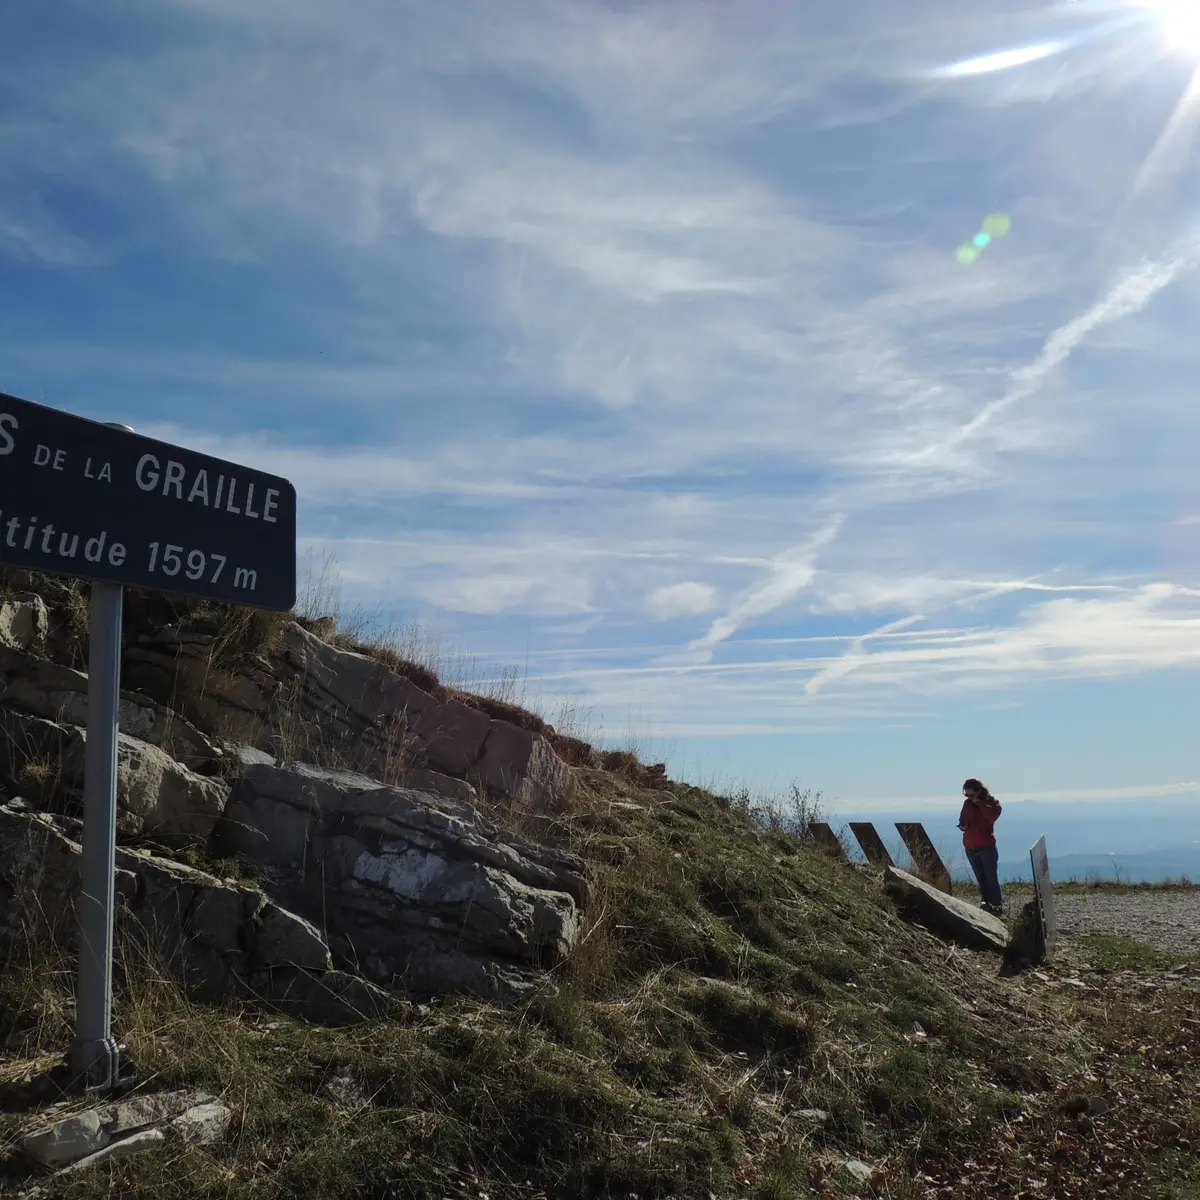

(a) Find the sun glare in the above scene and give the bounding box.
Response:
[1151,1,1200,53]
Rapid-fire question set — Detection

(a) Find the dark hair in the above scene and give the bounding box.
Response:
[962,777,993,802]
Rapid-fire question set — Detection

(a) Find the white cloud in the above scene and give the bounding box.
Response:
[5,0,1200,753]
[647,582,718,619]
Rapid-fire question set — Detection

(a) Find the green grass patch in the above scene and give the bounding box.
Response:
[1077,933,1176,971]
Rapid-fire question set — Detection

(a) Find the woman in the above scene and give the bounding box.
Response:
[958,778,1004,916]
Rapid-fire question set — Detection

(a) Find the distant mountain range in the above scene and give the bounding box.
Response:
[993,846,1200,885]
[831,793,1200,885]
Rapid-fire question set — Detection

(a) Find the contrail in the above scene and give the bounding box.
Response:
[687,515,844,661]
[913,242,1200,464]
[805,614,925,696]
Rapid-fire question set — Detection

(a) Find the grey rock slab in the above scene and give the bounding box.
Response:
[0,708,228,841]
[396,945,541,1005]
[794,1109,830,1124]
[122,621,569,812]
[843,1159,875,1184]
[253,903,332,971]
[58,1128,165,1174]
[397,768,477,807]
[23,1089,221,1168]
[279,624,435,727]
[885,866,1009,953]
[0,645,221,770]
[0,804,373,1020]
[414,699,492,776]
[0,596,48,653]
[217,761,588,1002]
[476,720,571,811]
[171,1100,233,1146]
[21,1111,108,1167]
[95,1089,213,1137]
[223,743,277,770]
[324,1065,370,1109]
[113,733,230,840]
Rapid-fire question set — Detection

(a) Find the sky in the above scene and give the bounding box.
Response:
[3,1,1200,861]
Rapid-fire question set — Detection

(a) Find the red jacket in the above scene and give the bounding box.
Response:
[959,797,1002,849]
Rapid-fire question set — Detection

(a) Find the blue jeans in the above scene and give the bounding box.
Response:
[966,845,1003,909]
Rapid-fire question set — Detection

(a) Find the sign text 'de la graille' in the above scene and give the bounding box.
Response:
[0,391,296,611]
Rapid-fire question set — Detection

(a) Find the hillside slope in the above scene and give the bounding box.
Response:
[0,573,1197,1199]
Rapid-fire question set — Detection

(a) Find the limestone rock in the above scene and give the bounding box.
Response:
[223,743,277,770]
[123,622,573,811]
[885,866,1009,953]
[396,767,477,807]
[0,644,221,771]
[215,762,589,1003]
[414,699,492,776]
[324,1065,370,1109]
[252,903,333,971]
[59,1128,164,1174]
[477,720,573,812]
[20,1090,211,1169]
[0,595,48,653]
[0,709,229,842]
[794,1108,831,1125]
[114,734,230,840]
[843,1159,875,1186]
[0,803,377,1023]
[21,1110,107,1167]
[123,631,278,747]
[171,1100,233,1146]
[96,1089,209,1136]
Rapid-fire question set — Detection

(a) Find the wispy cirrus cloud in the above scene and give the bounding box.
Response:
[4,0,1200,787]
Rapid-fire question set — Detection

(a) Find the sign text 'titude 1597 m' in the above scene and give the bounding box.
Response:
[0,392,296,611]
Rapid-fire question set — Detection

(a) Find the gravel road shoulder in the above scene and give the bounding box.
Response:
[1049,890,1200,957]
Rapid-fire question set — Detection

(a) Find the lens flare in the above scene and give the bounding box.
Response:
[955,214,1011,265]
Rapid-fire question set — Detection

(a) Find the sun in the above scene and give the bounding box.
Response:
[1149,1,1200,54]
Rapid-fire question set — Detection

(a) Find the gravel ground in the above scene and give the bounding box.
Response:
[1048,890,1200,957]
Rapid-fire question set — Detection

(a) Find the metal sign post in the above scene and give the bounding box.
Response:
[72,580,124,1089]
[0,393,296,1093]
[70,424,132,1092]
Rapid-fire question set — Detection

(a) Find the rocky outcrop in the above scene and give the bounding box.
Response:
[122,622,573,811]
[0,595,49,653]
[0,608,588,1011]
[22,1089,233,1172]
[0,645,222,772]
[885,866,1009,954]
[214,762,589,1003]
[0,616,571,832]
[0,709,229,843]
[0,801,396,1025]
